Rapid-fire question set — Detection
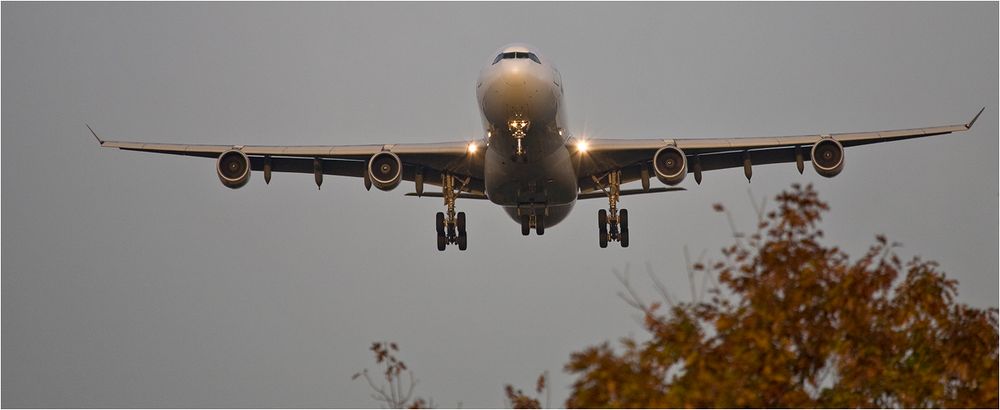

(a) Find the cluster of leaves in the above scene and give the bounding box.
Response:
[353,342,429,409]
[563,184,998,408]
[504,372,549,409]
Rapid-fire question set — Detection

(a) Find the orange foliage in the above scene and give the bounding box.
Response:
[564,184,998,408]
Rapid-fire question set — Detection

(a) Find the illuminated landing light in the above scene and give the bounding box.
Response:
[576,140,589,153]
[468,142,479,154]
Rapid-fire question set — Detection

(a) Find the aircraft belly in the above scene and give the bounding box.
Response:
[502,203,573,227]
[484,144,577,229]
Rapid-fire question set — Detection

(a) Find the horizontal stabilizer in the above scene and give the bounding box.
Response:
[578,187,686,200]
[407,186,686,201]
[405,192,490,200]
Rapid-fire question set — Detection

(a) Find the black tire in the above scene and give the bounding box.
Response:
[457,212,467,235]
[435,212,445,235]
[535,214,545,235]
[598,210,608,248]
[436,233,446,251]
[619,209,630,247]
[520,215,530,236]
[457,234,467,251]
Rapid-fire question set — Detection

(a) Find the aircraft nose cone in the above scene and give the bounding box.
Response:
[502,64,542,88]
[479,61,558,126]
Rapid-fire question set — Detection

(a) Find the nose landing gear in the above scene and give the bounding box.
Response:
[435,174,469,251]
[508,115,530,162]
[592,171,629,248]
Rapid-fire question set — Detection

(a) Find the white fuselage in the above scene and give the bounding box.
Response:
[475,45,578,227]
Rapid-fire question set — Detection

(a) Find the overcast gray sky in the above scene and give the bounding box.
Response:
[3,2,997,408]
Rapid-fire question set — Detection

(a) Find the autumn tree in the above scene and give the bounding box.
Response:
[353,342,429,409]
[562,184,998,408]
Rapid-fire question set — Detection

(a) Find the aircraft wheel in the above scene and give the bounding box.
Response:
[535,214,545,235]
[598,210,608,248]
[520,215,530,236]
[619,209,629,248]
[436,233,446,251]
[457,234,467,251]
[436,212,445,235]
[457,212,467,235]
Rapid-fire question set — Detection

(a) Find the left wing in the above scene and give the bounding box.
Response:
[573,108,983,191]
[91,126,486,193]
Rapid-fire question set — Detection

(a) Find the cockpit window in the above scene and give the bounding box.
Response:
[492,51,541,65]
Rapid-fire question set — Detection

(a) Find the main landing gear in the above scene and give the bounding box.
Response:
[518,206,546,236]
[436,174,469,251]
[592,171,629,248]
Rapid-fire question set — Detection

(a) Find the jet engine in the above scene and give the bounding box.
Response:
[652,146,687,186]
[217,149,251,189]
[368,152,403,191]
[811,139,844,178]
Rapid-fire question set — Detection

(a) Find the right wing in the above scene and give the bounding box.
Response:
[91,126,486,194]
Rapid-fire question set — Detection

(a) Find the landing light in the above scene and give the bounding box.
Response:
[468,142,479,154]
[576,140,589,153]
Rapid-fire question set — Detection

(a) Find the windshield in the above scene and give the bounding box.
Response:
[492,51,541,65]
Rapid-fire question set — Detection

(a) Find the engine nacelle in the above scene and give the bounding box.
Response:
[811,139,845,178]
[653,146,687,186]
[368,152,403,191]
[217,150,251,189]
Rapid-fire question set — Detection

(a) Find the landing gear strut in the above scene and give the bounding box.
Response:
[592,171,629,248]
[436,174,469,251]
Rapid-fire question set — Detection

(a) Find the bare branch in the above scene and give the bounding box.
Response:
[646,261,676,308]
[355,342,425,409]
[361,369,396,407]
[404,370,417,406]
[747,188,767,224]
[615,267,647,312]
[684,246,698,302]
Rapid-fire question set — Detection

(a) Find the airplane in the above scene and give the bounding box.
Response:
[92,43,983,251]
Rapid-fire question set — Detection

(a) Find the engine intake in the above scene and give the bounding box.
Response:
[217,150,251,189]
[653,146,687,186]
[368,152,403,191]
[811,139,844,178]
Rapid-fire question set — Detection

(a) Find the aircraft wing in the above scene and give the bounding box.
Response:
[91,126,486,193]
[572,108,983,191]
